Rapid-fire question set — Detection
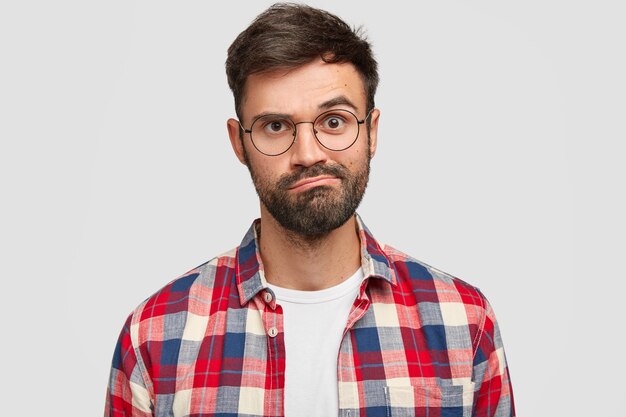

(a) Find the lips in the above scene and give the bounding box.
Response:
[288,175,340,191]
[277,164,347,192]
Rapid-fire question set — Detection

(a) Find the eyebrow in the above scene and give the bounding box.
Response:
[318,95,359,111]
[249,111,292,122]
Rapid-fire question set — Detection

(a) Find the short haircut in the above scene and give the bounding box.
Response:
[226,3,379,120]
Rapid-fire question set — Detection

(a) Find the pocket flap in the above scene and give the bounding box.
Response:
[385,382,475,416]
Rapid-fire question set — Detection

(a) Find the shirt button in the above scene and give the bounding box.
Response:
[263,292,273,303]
[268,327,278,337]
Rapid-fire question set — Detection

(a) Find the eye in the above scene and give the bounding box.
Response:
[320,114,346,130]
[261,118,292,135]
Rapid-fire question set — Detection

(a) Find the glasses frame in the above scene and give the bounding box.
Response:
[238,108,374,156]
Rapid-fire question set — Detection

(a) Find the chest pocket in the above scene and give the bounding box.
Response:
[384,382,475,417]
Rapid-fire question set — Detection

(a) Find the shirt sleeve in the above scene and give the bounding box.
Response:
[105,314,154,417]
[472,293,515,417]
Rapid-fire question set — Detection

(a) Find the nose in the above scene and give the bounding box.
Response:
[289,121,328,168]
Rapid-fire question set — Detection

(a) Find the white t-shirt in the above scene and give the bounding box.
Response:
[267,268,364,417]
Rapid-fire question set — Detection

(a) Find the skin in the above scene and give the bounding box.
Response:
[227,58,380,291]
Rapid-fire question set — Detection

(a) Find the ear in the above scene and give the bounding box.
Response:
[227,118,248,165]
[367,108,380,158]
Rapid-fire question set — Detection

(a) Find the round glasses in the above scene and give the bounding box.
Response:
[239,109,372,156]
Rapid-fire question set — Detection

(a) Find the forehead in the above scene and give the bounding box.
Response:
[241,59,367,121]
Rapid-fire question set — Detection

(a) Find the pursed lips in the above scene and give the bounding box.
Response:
[288,175,340,192]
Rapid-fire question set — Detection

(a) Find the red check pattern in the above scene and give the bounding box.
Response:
[105,215,514,416]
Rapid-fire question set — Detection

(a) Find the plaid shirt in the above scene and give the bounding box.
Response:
[106,215,514,416]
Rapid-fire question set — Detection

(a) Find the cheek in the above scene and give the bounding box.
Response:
[248,157,287,182]
[343,148,368,167]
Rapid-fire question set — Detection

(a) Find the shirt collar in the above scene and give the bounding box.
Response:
[235,213,396,306]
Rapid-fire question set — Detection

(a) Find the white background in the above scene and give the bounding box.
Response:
[1,1,624,415]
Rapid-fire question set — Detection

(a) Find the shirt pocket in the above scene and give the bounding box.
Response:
[384,382,475,417]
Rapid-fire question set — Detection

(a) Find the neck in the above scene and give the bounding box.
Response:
[257,206,361,291]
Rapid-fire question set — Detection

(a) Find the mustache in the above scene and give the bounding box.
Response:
[277,164,347,190]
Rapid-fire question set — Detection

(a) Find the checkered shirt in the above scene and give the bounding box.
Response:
[106,215,515,416]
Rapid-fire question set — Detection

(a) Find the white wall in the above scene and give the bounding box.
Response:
[1,1,623,415]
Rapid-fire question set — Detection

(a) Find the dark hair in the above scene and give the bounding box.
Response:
[226,3,378,120]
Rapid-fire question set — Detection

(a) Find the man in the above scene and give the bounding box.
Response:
[106,4,514,417]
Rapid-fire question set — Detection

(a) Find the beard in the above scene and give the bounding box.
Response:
[244,148,371,238]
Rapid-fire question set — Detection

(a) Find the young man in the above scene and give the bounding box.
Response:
[106,4,514,417]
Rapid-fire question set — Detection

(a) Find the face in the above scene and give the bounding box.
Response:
[227,58,380,238]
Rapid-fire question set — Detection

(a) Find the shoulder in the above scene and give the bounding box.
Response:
[126,247,238,344]
[380,244,491,348]
[383,244,485,304]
